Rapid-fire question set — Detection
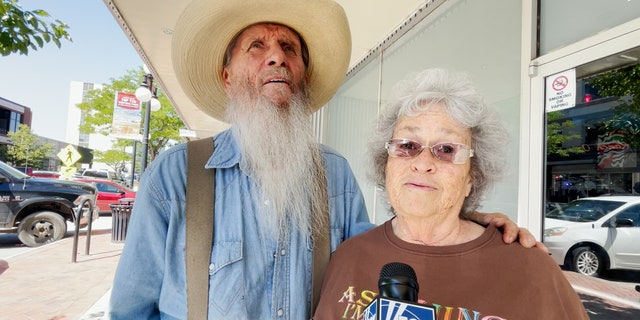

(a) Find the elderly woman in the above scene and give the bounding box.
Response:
[314,69,588,320]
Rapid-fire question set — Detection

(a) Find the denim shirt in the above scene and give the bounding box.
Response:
[109,129,373,319]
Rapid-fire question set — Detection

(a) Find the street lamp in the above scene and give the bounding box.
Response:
[135,73,161,173]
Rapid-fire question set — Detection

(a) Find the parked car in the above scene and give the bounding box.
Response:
[80,168,117,180]
[30,170,62,179]
[75,178,136,214]
[79,168,131,187]
[0,160,99,247]
[544,196,640,277]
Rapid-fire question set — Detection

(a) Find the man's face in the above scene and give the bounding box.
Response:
[223,24,307,107]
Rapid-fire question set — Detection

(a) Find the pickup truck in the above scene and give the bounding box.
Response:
[0,160,99,247]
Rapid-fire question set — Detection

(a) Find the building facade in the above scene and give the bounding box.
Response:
[319,0,640,238]
[0,97,32,146]
[0,96,93,172]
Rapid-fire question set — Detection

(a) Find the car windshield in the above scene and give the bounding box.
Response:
[0,161,30,179]
[545,199,626,222]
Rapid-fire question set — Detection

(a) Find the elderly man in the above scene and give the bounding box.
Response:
[109,0,537,319]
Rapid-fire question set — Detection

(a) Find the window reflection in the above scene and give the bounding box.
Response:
[546,52,640,208]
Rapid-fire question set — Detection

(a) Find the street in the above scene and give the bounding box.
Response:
[572,269,640,319]
[0,215,113,259]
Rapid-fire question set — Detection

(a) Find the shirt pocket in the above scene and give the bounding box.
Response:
[208,241,245,315]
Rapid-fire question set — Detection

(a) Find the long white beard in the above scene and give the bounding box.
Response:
[225,88,323,240]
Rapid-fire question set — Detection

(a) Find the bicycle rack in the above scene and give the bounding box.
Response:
[71,199,94,263]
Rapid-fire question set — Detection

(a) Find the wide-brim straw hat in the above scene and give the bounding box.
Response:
[172,0,352,121]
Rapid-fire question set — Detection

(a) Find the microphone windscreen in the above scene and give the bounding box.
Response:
[379,262,417,281]
[378,262,419,302]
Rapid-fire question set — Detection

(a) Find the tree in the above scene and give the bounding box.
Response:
[94,149,129,177]
[5,124,54,168]
[546,111,584,157]
[0,0,71,56]
[588,64,640,150]
[76,67,185,166]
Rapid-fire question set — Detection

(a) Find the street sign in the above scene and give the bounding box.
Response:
[57,145,82,166]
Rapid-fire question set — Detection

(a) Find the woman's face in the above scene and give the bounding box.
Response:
[385,103,473,218]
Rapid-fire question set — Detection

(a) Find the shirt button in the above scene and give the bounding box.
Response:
[209,264,215,271]
[277,309,284,316]
[280,249,286,256]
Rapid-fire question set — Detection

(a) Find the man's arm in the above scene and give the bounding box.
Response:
[110,172,169,319]
[469,211,548,253]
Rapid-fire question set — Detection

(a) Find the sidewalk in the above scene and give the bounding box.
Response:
[0,223,122,320]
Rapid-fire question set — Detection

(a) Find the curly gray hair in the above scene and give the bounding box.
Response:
[367,68,507,217]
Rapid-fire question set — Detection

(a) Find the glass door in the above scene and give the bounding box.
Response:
[545,48,640,210]
[522,19,640,237]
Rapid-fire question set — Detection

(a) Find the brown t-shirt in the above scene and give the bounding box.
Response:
[314,220,588,320]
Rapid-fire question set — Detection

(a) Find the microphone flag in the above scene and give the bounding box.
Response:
[363,296,436,320]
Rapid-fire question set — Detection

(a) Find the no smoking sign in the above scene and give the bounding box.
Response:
[545,69,576,112]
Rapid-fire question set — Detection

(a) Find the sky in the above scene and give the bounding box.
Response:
[0,0,143,142]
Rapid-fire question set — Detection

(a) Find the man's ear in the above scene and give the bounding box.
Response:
[222,68,231,89]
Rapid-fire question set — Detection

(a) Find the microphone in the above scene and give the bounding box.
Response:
[378,262,419,302]
[363,262,435,320]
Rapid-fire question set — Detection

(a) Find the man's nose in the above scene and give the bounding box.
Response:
[266,46,287,67]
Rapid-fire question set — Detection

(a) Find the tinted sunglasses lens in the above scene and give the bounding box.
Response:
[388,140,422,157]
[432,143,456,162]
[433,143,470,164]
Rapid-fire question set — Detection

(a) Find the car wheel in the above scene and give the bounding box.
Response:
[571,246,603,277]
[17,211,67,247]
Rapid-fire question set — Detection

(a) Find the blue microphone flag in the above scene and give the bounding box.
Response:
[363,296,435,320]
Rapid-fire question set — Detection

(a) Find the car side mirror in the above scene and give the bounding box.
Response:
[607,216,617,228]
[614,218,634,228]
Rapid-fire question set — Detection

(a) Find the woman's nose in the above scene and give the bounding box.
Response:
[411,149,437,173]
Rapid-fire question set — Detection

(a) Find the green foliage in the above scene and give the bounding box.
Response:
[589,65,640,150]
[546,111,585,157]
[5,124,54,168]
[0,0,72,56]
[94,142,130,176]
[76,67,185,164]
[589,64,640,97]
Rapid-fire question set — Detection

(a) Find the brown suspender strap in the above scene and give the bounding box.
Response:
[185,137,328,318]
[186,137,215,320]
[311,150,330,317]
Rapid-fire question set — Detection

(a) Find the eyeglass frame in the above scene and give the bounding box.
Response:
[385,138,474,164]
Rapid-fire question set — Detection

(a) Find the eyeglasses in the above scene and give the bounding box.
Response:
[385,138,474,164]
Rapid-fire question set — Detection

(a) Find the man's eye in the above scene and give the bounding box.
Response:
[282,44,298,55]
[250,42,263,49]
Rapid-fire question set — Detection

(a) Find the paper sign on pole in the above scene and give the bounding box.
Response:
[545,69,576,113]
[110,92,142,140]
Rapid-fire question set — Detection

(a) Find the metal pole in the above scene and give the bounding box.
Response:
[140,75,152,173]
[130,141,137,187]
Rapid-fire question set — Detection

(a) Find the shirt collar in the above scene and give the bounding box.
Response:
[208,128,241,169]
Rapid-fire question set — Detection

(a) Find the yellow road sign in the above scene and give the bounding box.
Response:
[57,145,82,166]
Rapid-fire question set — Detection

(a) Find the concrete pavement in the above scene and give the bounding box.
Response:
[0,216,639,319]
[0,217,121,320]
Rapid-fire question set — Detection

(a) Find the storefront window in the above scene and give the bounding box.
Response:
[545,47,640,210]
[539,0,640,55]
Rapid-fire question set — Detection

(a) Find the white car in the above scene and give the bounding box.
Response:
[544,196,640,277]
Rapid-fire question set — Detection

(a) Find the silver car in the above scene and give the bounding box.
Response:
[544,196,640,277]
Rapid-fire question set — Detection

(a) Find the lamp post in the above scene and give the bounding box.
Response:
[135,73,161,173]
[130,141,137,187]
